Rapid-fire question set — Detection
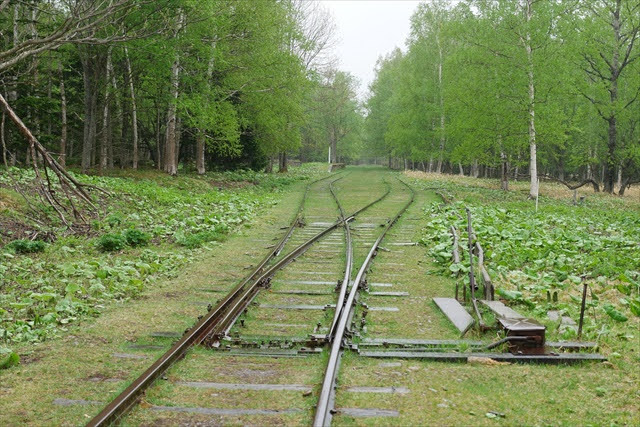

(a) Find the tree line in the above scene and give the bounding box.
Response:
[0,0,364,178]
[365,0,640,196]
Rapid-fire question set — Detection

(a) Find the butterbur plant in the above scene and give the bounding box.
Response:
[96,233,127,252]
[123,229,151,247]
[7,239,46,254]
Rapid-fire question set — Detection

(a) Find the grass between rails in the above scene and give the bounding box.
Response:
[0,164,328,351]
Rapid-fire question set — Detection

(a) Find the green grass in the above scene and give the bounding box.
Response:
[0,163,329,346]
[2,167,638,426]
[406,171,640,353]
[0,173,316,425]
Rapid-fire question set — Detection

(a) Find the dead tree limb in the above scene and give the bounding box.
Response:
[0,92,104,226]
[527,173,601,192]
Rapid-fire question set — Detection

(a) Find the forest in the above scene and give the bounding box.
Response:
[1,1,638,201]
[1,2,639,424]
[366,0,640,197]
[0,0,362,178]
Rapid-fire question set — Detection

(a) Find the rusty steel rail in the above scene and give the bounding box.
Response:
[314,178,415,427]
[327,178,354,339]
[206,178,392,344]
[87,172,390,426]
[86,173,341,426]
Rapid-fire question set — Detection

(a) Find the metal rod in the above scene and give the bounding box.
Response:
[327,177,355,339]
[578,279,588,339]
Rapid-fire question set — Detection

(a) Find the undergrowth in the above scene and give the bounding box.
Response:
[407,172,640,362]
[0,163,327,348]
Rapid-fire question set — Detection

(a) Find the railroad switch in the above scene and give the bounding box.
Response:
[498,317,546,355]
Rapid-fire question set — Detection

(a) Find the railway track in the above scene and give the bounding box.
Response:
[83,168,602,426]
[87,171,398,426]
[314,178,415,426]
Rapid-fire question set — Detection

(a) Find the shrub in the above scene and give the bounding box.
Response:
[106,213,124,227]
[123,228,150,247]
[7,239,46,254]
[96,233,127,252]
[0,349,19,370]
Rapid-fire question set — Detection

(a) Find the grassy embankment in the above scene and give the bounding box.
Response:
[0,164,328,363]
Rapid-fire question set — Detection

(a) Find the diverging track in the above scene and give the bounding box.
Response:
[88,169,407,426]
[314,178,414,426]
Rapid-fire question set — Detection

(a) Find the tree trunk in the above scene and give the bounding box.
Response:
[99,48,112,174]
[604,119,617,193]
[525,0,538,199]
[279,151,288,173]
[1,113,7,169]
[165,55,180,176]
[8,4,18,102]
[196,131,205,175]
[618,177,635,196]
[603,3,622,193]
[81,52,97,173]
[436,33,445,174]
[458,163,464,176]
[47,72,53,136]
[265,156,274,173]
[59,62,67,167]
[501,152,509,191]
[329,129,337,164]
[124,47,139,169]
[193,42,217,175]
[164,12,183,176]
[107,51,119,169]
[156,105,162,170]
[28,7,40,144]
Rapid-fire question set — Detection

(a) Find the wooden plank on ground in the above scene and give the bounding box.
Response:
[480,300,525,319]
[433,297,474,334]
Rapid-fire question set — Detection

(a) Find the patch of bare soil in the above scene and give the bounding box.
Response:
[0,218,35,244]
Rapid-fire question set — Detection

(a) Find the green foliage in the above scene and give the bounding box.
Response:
[412,175,640,329]
[0,348,19,370]
[123,229,151,247]
[7,240,46,254]
[603,304,628,322]
[96,233,127,252]
[365,1,640,187]
[175,230,226,249]
[0,164,328,344]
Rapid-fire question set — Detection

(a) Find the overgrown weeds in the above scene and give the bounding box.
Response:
[0,163,328,348]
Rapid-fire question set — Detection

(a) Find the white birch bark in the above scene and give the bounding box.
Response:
[124,46,139,169]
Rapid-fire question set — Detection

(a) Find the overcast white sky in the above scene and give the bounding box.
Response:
[322,0,421,99]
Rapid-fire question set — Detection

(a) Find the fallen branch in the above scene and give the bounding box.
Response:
[515,172,601,192]
[0,93,105,226]
[540,175,600,192]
